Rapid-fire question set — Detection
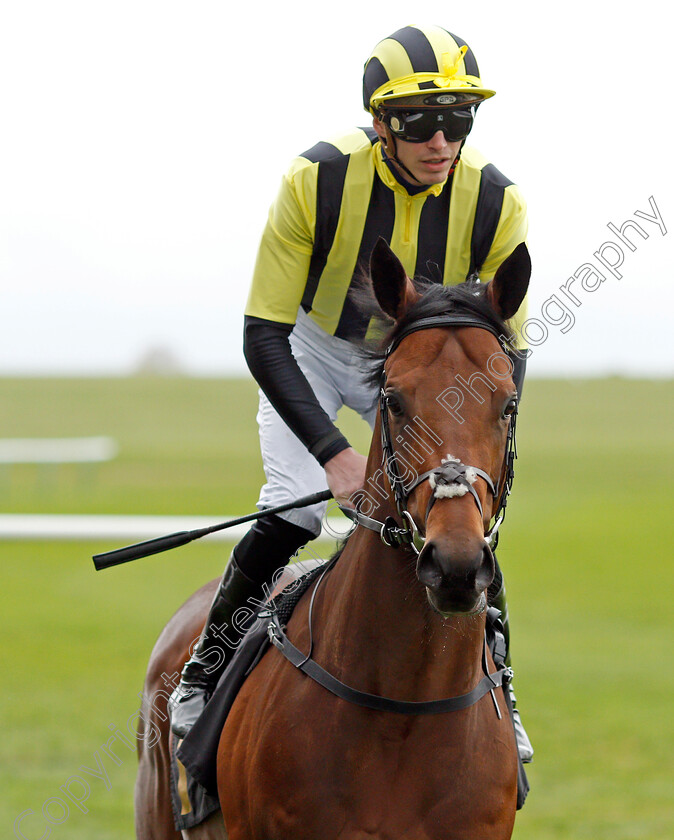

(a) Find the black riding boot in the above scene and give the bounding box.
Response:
[489,560,534,763]
[169,513,314,738]
[169,552,263,738]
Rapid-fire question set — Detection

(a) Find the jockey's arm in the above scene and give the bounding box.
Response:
[243,315,365,504]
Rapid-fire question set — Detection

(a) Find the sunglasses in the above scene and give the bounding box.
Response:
[381,107,475,143]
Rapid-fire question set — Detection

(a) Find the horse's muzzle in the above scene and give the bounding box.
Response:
[416,536,495,615]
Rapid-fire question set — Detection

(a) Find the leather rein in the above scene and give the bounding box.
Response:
[266,311,518,716]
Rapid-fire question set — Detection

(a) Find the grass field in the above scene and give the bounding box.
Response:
[2,375,673,839]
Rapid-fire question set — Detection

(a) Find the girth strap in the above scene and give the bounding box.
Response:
[267,613,510,715]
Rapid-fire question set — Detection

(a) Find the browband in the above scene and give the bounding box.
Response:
[387,314,507,356]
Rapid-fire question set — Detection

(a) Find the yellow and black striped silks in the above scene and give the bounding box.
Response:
[246,127,528,346]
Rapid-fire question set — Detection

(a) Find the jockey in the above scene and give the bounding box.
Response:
[170,24,534,763]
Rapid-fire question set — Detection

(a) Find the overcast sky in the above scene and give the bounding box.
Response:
[2,1,672,377]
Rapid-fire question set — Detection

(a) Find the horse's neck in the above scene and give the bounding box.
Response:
[315,525,487,700]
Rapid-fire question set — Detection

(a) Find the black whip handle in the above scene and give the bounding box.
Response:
[92,489,333,571]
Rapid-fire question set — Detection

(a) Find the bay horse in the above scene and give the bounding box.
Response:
[135,239,531,839]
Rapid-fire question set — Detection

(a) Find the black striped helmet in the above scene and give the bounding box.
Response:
[363,25,495,114]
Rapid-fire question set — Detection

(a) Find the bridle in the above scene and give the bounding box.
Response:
[265,310,519,716]
[340,312,518,554]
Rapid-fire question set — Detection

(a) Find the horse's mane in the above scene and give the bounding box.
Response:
[357,276,513,386]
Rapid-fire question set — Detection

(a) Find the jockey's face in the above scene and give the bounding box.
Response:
[373,117,462,186]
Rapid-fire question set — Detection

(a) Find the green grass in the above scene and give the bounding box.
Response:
[0,377,267,514]
[1,376,672,838]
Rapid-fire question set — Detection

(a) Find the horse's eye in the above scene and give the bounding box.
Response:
[502,397,518,419]
[385,393,404,417]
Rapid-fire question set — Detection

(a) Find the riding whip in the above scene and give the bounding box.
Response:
[92,489,333,571]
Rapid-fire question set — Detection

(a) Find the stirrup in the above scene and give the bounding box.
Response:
[169,645,218,737]
[170,679,210,739]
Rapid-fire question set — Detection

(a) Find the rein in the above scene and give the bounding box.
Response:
[265,309,518,718]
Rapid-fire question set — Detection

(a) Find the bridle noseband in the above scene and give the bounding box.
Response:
[341,312,518,553]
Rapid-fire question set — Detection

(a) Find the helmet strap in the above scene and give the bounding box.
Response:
[381,124,424,185]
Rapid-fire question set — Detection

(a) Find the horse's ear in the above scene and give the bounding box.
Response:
[485,242,531,321]
[369,237,419,320]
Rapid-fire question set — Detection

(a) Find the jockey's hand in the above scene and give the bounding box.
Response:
[324,447,367,509]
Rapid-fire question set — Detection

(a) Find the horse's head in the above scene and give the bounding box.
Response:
[368,239,531,616]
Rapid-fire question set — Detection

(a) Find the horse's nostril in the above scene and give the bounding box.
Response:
[416,545,443,589]
[417,539,494,596]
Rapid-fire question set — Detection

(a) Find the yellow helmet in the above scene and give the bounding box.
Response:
[363,25,495,114]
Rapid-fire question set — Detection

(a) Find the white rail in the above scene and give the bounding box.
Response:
[0,515,351,542]
[0,437,118,464]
